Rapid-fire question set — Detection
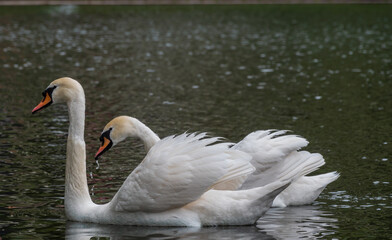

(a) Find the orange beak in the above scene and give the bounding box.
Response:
[32,92,52,114]
[95,137,112,160]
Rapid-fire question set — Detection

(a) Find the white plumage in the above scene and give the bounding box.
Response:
[233,130,339,207]
[110,133,253,213]
[100,117,338,209]
[271,171,340,207]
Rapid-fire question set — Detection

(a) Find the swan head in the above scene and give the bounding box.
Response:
[32,77,84,114]
[95,116,135,160]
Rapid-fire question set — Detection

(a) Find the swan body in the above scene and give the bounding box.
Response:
[98,117,338,209]
[32,77,298,226]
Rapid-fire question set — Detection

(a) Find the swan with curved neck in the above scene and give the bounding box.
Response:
[96,116,339,208]
[32,77,297,226]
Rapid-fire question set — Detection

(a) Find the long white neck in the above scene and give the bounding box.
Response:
[64,94,94,219]
[129,117,160,152]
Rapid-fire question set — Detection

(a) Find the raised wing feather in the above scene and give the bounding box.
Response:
[109,133,248,212]
[234,130,321,189]
[234,130,309,175]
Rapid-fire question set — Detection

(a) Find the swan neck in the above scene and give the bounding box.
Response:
[131,118,160,152]
[67,100,85,140]
[64,95,94,217]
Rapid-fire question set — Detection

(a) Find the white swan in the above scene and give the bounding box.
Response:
[95,117,339,208]
[32,77,309,227]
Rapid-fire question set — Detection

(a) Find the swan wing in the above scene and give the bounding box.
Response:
[234,130,325,189]
[233,130,308,175]
[209,146,255,190]
[110,133,250,212]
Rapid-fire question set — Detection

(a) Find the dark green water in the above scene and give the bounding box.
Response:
[0,5,391,239]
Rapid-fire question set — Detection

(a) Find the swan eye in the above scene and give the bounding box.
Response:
[47,85,57,94]
[99,128,113,144]
[41,86,57,97]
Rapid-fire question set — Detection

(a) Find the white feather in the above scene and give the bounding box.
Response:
[110,133,235,212]
[272,171,340,207]
[234,130,338,206]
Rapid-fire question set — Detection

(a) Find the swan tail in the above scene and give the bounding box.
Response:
[251,180,291,217]
[272,171,340,207]
[188,180,289,226]
[313,171,340,185]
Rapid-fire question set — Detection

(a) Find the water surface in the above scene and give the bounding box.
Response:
[0,5,391,239]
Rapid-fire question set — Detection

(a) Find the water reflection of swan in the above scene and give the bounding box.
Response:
[32,77,291,227]
[65,206,337,240]
[65,221,273,240]
[257,205,338,239]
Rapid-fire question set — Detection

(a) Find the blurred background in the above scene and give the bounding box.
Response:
[0,2,391,239]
